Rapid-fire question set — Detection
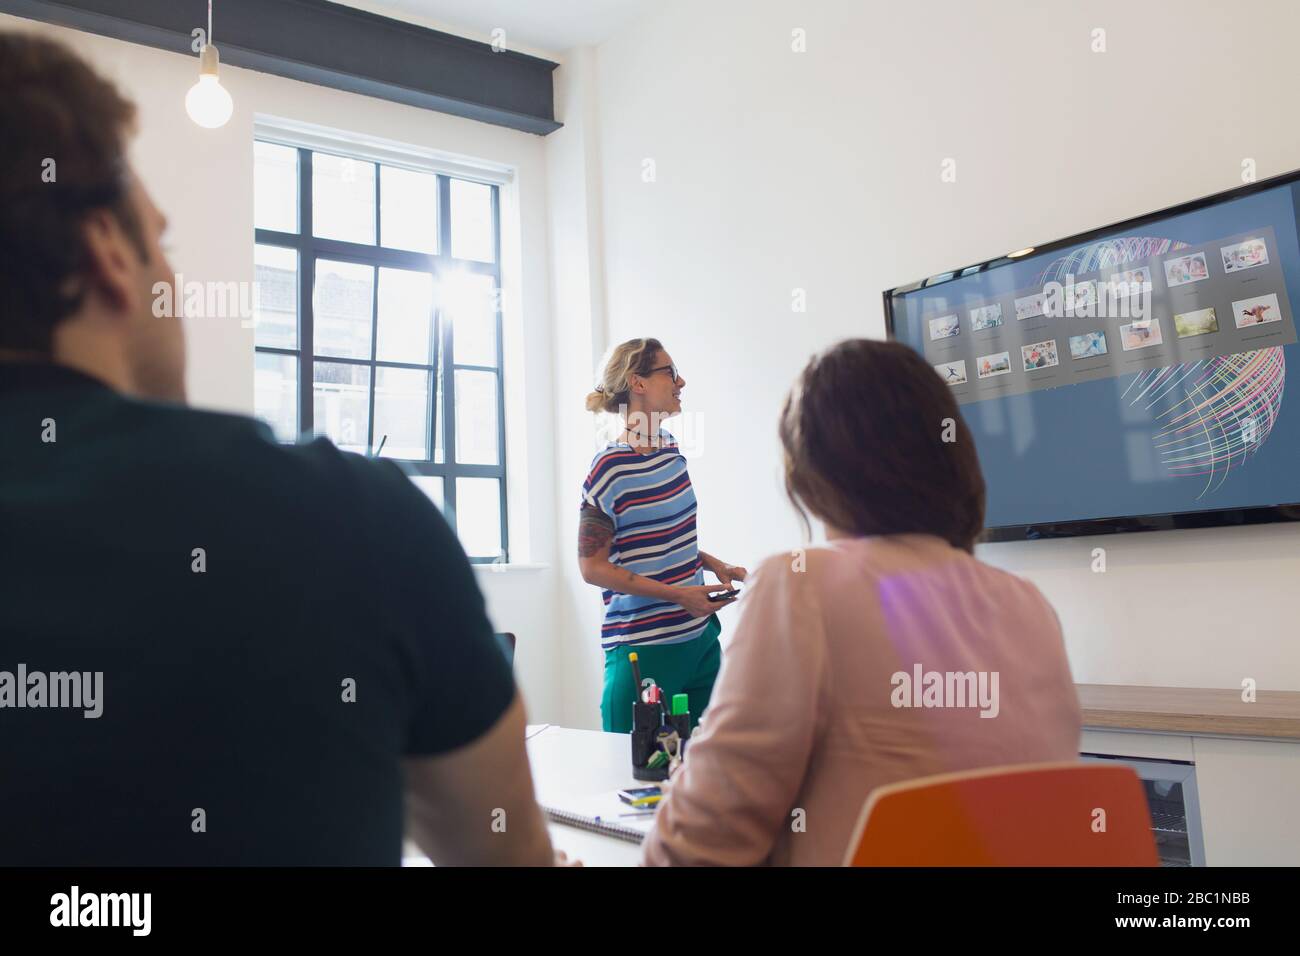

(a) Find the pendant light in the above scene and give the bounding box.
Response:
[186,0,233,129]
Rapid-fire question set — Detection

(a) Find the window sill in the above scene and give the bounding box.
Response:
[471,562,550,574]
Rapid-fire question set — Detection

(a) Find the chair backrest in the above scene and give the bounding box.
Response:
[843,761,1158,866]
[494,632,516,667]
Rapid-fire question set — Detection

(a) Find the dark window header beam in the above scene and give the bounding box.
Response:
[0,0,562,135]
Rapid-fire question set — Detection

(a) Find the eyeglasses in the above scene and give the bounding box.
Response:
[647,363,680,382]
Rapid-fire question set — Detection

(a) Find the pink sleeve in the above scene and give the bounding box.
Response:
[640,552,828,866]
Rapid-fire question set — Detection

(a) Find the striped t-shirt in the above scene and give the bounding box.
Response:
[581,431,708,651]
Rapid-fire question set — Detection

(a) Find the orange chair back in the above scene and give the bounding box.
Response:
[843,762,1158,866]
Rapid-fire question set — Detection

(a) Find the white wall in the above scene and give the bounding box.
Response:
[544,0,1300,722]
[545,48,615,729]
[1,13,566,723]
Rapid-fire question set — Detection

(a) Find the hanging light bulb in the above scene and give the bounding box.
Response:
[186,1,233,129]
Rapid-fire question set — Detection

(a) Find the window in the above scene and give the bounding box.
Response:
[253,139,508,562]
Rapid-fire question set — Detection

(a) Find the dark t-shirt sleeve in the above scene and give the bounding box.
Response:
[359,458,516,756]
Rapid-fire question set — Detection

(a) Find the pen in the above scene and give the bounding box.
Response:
[629,652,643,703]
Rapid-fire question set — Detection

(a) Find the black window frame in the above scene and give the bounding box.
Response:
[253,142,509,563]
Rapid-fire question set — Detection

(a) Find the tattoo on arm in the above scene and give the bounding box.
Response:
[578,506,615,558]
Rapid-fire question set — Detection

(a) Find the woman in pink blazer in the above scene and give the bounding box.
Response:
[641,339,1082,866]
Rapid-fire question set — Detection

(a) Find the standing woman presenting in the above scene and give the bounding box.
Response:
[578,338,746,732]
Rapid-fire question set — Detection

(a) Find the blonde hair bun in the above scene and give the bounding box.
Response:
[586,337,664,414]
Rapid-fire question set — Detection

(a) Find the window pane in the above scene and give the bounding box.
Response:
[254,142,297,233]
[254,352,298,442]
[454,369,499,465]
[376,268,433,364]
[450,179,494,262]
[410,475,444,512]
[313,361,371,454]
[442,271,497,367]
[380,166,438,253]
[313,259,373,360]
[456,477,501,558]
[312,153,376,244]
[374,366,430,460]
[253,244,297,349]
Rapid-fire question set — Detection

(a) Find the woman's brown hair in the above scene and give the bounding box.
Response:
[585,337,665,414]
[779,338,986,552]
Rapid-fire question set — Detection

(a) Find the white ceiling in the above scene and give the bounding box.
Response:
[327,0,646,58]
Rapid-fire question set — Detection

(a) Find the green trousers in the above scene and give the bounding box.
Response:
[600,615,722,733]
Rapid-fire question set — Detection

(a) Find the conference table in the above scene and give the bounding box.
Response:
[525,724,645,866]
[402,725,644,866]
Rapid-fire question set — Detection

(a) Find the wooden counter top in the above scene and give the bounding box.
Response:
[1077,684,1300,740]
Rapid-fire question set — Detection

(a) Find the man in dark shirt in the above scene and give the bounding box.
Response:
[0,31,555,865]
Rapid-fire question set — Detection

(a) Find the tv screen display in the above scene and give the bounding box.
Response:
[885,174,1300,539]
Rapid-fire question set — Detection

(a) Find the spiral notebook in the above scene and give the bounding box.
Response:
[541,791,657,845]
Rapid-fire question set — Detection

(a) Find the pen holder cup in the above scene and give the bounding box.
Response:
[630,700,691,781]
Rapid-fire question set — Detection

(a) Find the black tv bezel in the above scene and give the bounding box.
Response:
[882,167,1300,544]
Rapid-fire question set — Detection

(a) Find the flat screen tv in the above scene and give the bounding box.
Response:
[884,170,1300,541]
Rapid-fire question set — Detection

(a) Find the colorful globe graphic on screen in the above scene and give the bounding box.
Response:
[1037,238,1285,498]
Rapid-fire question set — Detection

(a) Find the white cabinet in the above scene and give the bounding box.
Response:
[1082,728,1300,866]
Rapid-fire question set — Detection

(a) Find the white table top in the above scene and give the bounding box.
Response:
[401,725,645,866]
[526,725,645,867]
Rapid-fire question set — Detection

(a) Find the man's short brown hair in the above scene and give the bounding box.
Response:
[0,31,143,352]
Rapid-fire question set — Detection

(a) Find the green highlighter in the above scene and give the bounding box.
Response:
[669,693,691,746]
